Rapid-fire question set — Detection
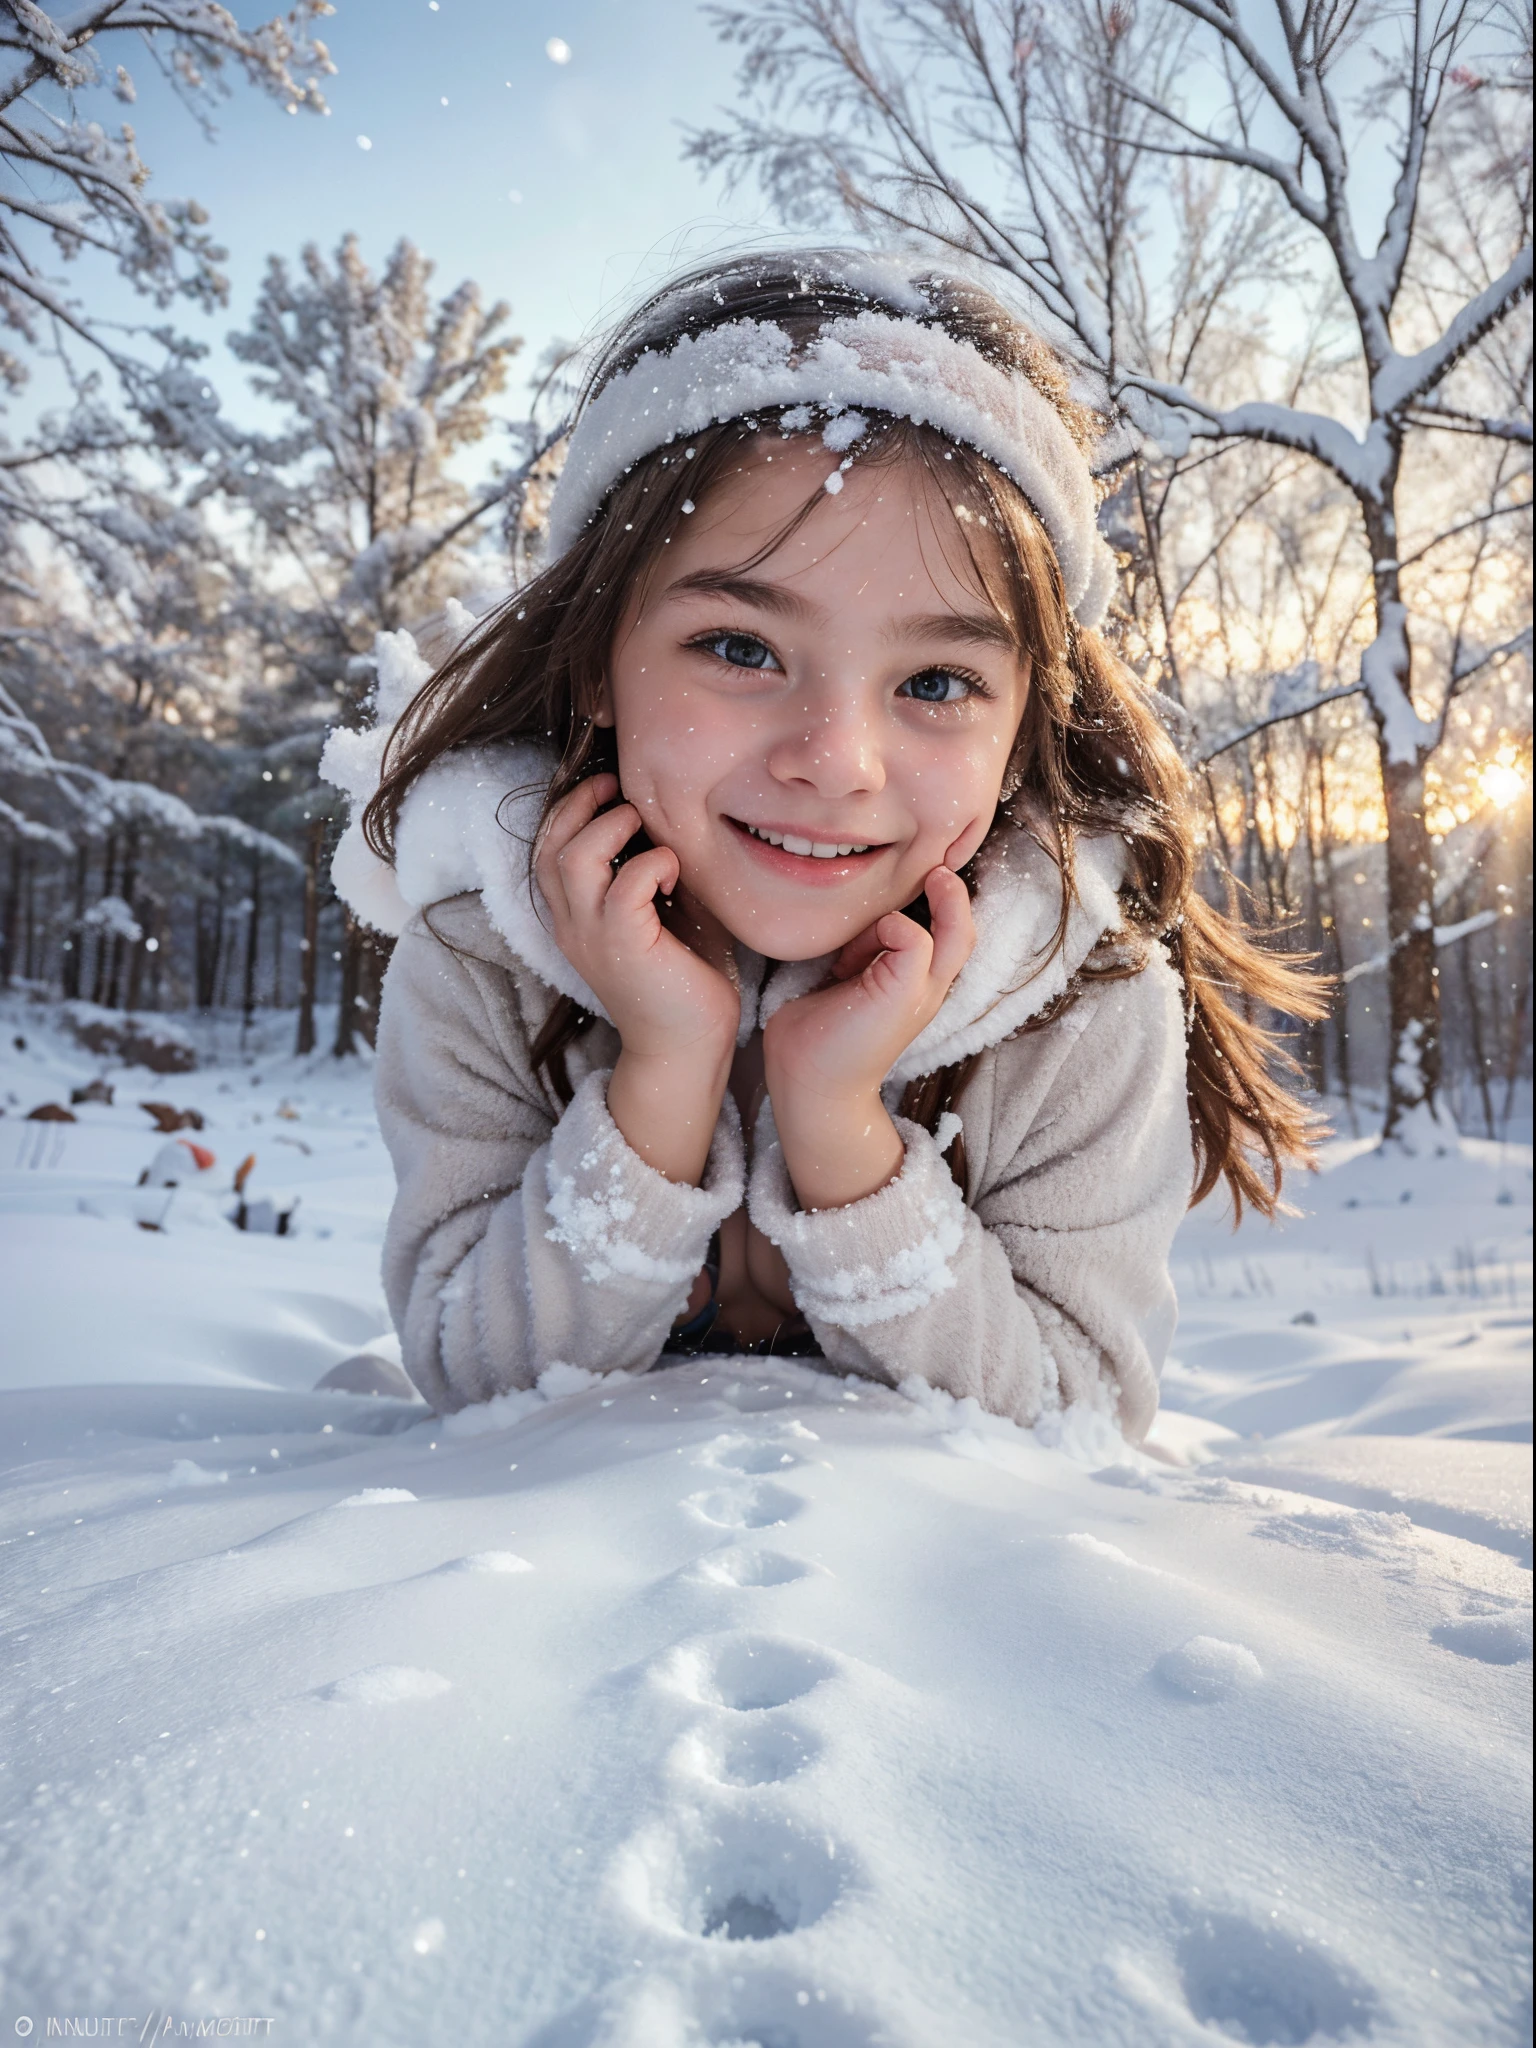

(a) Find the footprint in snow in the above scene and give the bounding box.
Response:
[685,1482,803,1531]
[699,1432,805,1476]
[673,1715,820,1788]
[1155,1637,1264,1700]
[690,1547,814,1589]
[1175,1908,1378,2044]
[1254,1507,1413,1559]
[662,1634,836,1713]
[1431,1613,1531,1665]
[613,1808,853,1945]
[321,1665,452,1705]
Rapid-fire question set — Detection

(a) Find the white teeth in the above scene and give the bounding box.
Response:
[744,824,871,858]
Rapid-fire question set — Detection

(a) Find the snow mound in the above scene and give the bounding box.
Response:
[1431,1613,1532,1666]
[334,1487,418,1507]
[1154,1636,1265,1699]
[322,1665,454,1705]
[440,1551,534,1575]
[166,1457,228,1488]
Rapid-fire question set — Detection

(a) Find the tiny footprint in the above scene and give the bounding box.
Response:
[685,1483,803,1531]
[1155,1637,1263,1700]
[614,1810,851,1944]
[703,1435,804,1477]
[1176,1909,1378,2043]
[692,1548,813,1588]
[675,1717,820,1788]
[665,1634,836,1712]
[1432,1613,1532,1665]
[322,1665,452,1705]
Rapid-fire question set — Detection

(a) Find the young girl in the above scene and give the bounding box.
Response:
[333,251,1318,1441]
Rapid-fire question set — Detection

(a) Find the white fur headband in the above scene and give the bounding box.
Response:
[543,310,1117,628]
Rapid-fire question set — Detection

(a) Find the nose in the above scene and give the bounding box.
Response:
[765,694,886,799]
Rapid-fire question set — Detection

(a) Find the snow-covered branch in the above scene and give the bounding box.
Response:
[1196,682,1366,764]
[1342,908,1499,984]
[1375,243,1534,414]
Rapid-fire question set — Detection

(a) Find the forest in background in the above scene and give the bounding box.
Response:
[0,1,1530,1139]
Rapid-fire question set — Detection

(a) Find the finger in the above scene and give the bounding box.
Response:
[830,918,889,982]
[537,773,619,860]
[552,804,644,922]
[603,844,681,922]
[924,866,976,989]
[535,776,619,910]
[860,908,933,1000]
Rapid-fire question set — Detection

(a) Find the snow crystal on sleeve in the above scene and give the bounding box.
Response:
[542,1070,744,1288]
[748,1104,967,1330]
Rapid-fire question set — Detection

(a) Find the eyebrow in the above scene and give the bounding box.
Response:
[664,572,1016,652]
[889,608,1018,652]
[662,570,824,622]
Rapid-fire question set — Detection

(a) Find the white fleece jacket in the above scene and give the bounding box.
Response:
[349,743,1193,1440]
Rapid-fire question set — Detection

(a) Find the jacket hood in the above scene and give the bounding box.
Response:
[329,736,1128,1083]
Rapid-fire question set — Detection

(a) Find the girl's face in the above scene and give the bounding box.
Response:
[599,437,1032,963]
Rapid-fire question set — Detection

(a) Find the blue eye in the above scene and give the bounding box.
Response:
[698,631,780,671]
[901,668,975,705]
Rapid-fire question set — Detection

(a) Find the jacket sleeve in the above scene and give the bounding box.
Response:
[374,918,743,1411]
[746,959,1191,1441]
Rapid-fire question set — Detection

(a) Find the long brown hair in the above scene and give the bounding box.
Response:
[365,252,1325,1220]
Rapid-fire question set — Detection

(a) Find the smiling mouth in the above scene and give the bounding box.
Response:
[735,820,883,860]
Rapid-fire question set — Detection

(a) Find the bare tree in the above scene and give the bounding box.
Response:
[692,0,1533,1142]
[0,1,332,389]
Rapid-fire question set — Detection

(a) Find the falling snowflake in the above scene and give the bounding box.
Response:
[545,36,571,63]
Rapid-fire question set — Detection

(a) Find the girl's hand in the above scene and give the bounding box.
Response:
[536,774,740,1183]
[762,865,975,1210]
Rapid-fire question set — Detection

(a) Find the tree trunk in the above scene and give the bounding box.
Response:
[357,924,393,1046]
[1,837,20,989]
[90,831,117,1006]
[1362,487,1445,1149]
[197,861,226,1012]
[62,843,88,999]
[1376,745,1442,1144]
[1457,928,1497,1139]
[126,894,154,1013]
[332,911,394,1057]
[104,824,139,1012]
[271,902,286,1012]
[295,818,323,1056]
[23,851,38,982]
[333,909,362,1057]
[242,850,263,1030]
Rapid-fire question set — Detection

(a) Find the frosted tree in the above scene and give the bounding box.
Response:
[691,0,1533,1143]
[219,234,522,653]
[0,0,334,980]
[211,233,522,1050]
[0,2,334,565]
[0,2,332,383]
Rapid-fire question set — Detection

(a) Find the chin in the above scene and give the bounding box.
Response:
[716,906,866,963]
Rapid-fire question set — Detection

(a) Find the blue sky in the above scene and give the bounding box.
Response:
[92,0,778,423]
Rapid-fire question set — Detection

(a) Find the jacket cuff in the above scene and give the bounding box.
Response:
[543,1069,743,1286]
[747,1103,967,1329]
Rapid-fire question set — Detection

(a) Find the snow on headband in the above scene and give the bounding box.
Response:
[543,309,1118,629]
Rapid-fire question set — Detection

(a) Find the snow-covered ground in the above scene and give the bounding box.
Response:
[1,996,1530,2048]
